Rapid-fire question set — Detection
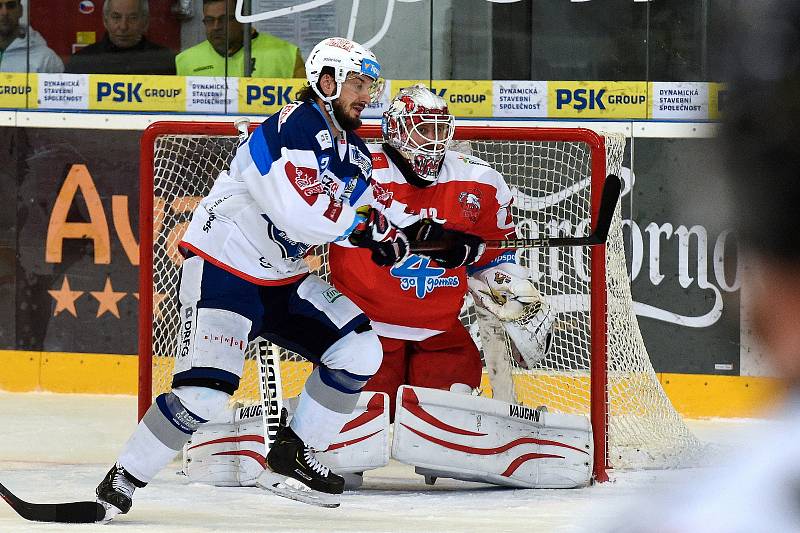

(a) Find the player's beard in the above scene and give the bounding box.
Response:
[332,99,362,131]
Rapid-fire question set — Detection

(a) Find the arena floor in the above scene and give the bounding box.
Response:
[0,391,772,532]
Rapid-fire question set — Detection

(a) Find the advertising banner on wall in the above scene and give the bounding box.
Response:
[0,127,741,376]
[628,138,741,374]
[6,128,140,355]
[0,74,727,120]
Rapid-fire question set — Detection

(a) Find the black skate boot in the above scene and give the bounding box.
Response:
[257,422,344,507]
[95,463,146,521]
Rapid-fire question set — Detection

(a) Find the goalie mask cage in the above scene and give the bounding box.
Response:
[139,121,701,482]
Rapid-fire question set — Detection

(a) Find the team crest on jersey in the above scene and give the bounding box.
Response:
[286,161,323,205]
[349,145,372,178]
[278,102,301,131]
[372,182,394,208]
[390,256,459,298]
[458,190,482,222]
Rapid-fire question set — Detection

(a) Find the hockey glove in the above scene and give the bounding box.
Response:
[403,217,446,242]
[429,230,485,269]
[468,262,555,367]
[349,206,410,266]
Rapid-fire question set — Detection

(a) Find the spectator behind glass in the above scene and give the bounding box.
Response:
[0,0,62,72]
[176,0,305,78]
[66,0,175,75]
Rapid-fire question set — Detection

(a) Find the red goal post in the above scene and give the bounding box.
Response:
[139,121,700,483]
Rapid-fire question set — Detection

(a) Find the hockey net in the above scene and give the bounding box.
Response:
[139,121,701,481]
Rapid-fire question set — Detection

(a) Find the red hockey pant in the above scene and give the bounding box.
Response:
[364,322,482,420]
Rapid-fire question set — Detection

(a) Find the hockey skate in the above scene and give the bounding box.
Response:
[95,463,146,522]
[257,423,344,508]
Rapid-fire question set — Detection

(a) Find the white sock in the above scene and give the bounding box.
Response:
[290,392,350,450]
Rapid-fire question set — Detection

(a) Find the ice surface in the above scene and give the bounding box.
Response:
[0,391,776,533]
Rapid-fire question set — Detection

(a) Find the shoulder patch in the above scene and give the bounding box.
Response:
[371,152,389,170]
[315,130,333,150]
[285,161,322,205]
[349,145,373,178]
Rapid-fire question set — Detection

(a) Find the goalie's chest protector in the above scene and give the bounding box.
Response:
[329,148,514,334]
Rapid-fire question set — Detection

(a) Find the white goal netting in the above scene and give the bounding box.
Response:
[141,123,701,479]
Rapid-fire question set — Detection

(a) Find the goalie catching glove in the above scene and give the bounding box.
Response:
[349,206,410,266]
[468,262,555,367]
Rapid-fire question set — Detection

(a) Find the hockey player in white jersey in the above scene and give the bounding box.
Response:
[94,37,436,518]
[180,86,586,493]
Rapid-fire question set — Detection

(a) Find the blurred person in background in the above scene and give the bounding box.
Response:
[176,0,304,78]
[0,0,62,72]
[605,3,800,532]
[66,0,175,75]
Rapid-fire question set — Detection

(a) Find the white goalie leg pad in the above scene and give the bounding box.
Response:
[181,404,244,487]
[314,391,391,474]
[183,392,390,487]
[391,385,592,488]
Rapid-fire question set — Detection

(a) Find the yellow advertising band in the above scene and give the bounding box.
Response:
[7,73,727,120]
[0,350,784,419]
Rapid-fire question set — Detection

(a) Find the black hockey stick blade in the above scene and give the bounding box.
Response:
[409,174,622,252]
[587,173,622,245]
[0,480,106,523]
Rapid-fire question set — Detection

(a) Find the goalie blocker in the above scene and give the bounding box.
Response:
[183,386,592,489]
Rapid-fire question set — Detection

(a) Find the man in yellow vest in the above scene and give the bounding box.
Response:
[176,0,305,78]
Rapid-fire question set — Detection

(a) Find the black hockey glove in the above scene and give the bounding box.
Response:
[349,206,410,267]
[404,217,446,242]
[429,229,485,268]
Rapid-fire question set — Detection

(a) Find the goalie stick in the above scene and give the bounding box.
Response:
[0,479,105,524]
[410,174,622,252]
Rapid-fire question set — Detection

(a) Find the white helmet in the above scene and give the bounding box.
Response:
[382,84,455,183]
[305,37,381,103]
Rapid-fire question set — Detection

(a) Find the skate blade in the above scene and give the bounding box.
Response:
[96,500,122,524]
[256,470,340,508]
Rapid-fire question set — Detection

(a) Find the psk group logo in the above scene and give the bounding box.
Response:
[239,78,302,114]
[90,75,184,111]
[549,81,647,118]
[396,80,492,117]
[390,256,459,298]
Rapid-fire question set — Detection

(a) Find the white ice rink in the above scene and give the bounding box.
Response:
[0,391,773,532]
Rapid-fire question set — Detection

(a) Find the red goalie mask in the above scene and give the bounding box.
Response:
[381,84,455,183]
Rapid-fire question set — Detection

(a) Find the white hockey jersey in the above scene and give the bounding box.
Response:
[180,102,418,284]
[329,145,517,339]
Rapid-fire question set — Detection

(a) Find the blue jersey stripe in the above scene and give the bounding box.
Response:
[248,126,274,175]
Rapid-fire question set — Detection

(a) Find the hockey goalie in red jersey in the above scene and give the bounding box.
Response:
[329,84,556,415]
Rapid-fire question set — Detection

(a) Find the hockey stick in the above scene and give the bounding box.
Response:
[410,174,622,252]
[0,479,105,523]
[257,340,284,456]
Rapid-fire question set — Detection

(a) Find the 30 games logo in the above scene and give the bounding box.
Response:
[390,256,459,298]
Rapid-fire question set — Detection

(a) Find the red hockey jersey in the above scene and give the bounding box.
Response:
[329,145,516,340]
